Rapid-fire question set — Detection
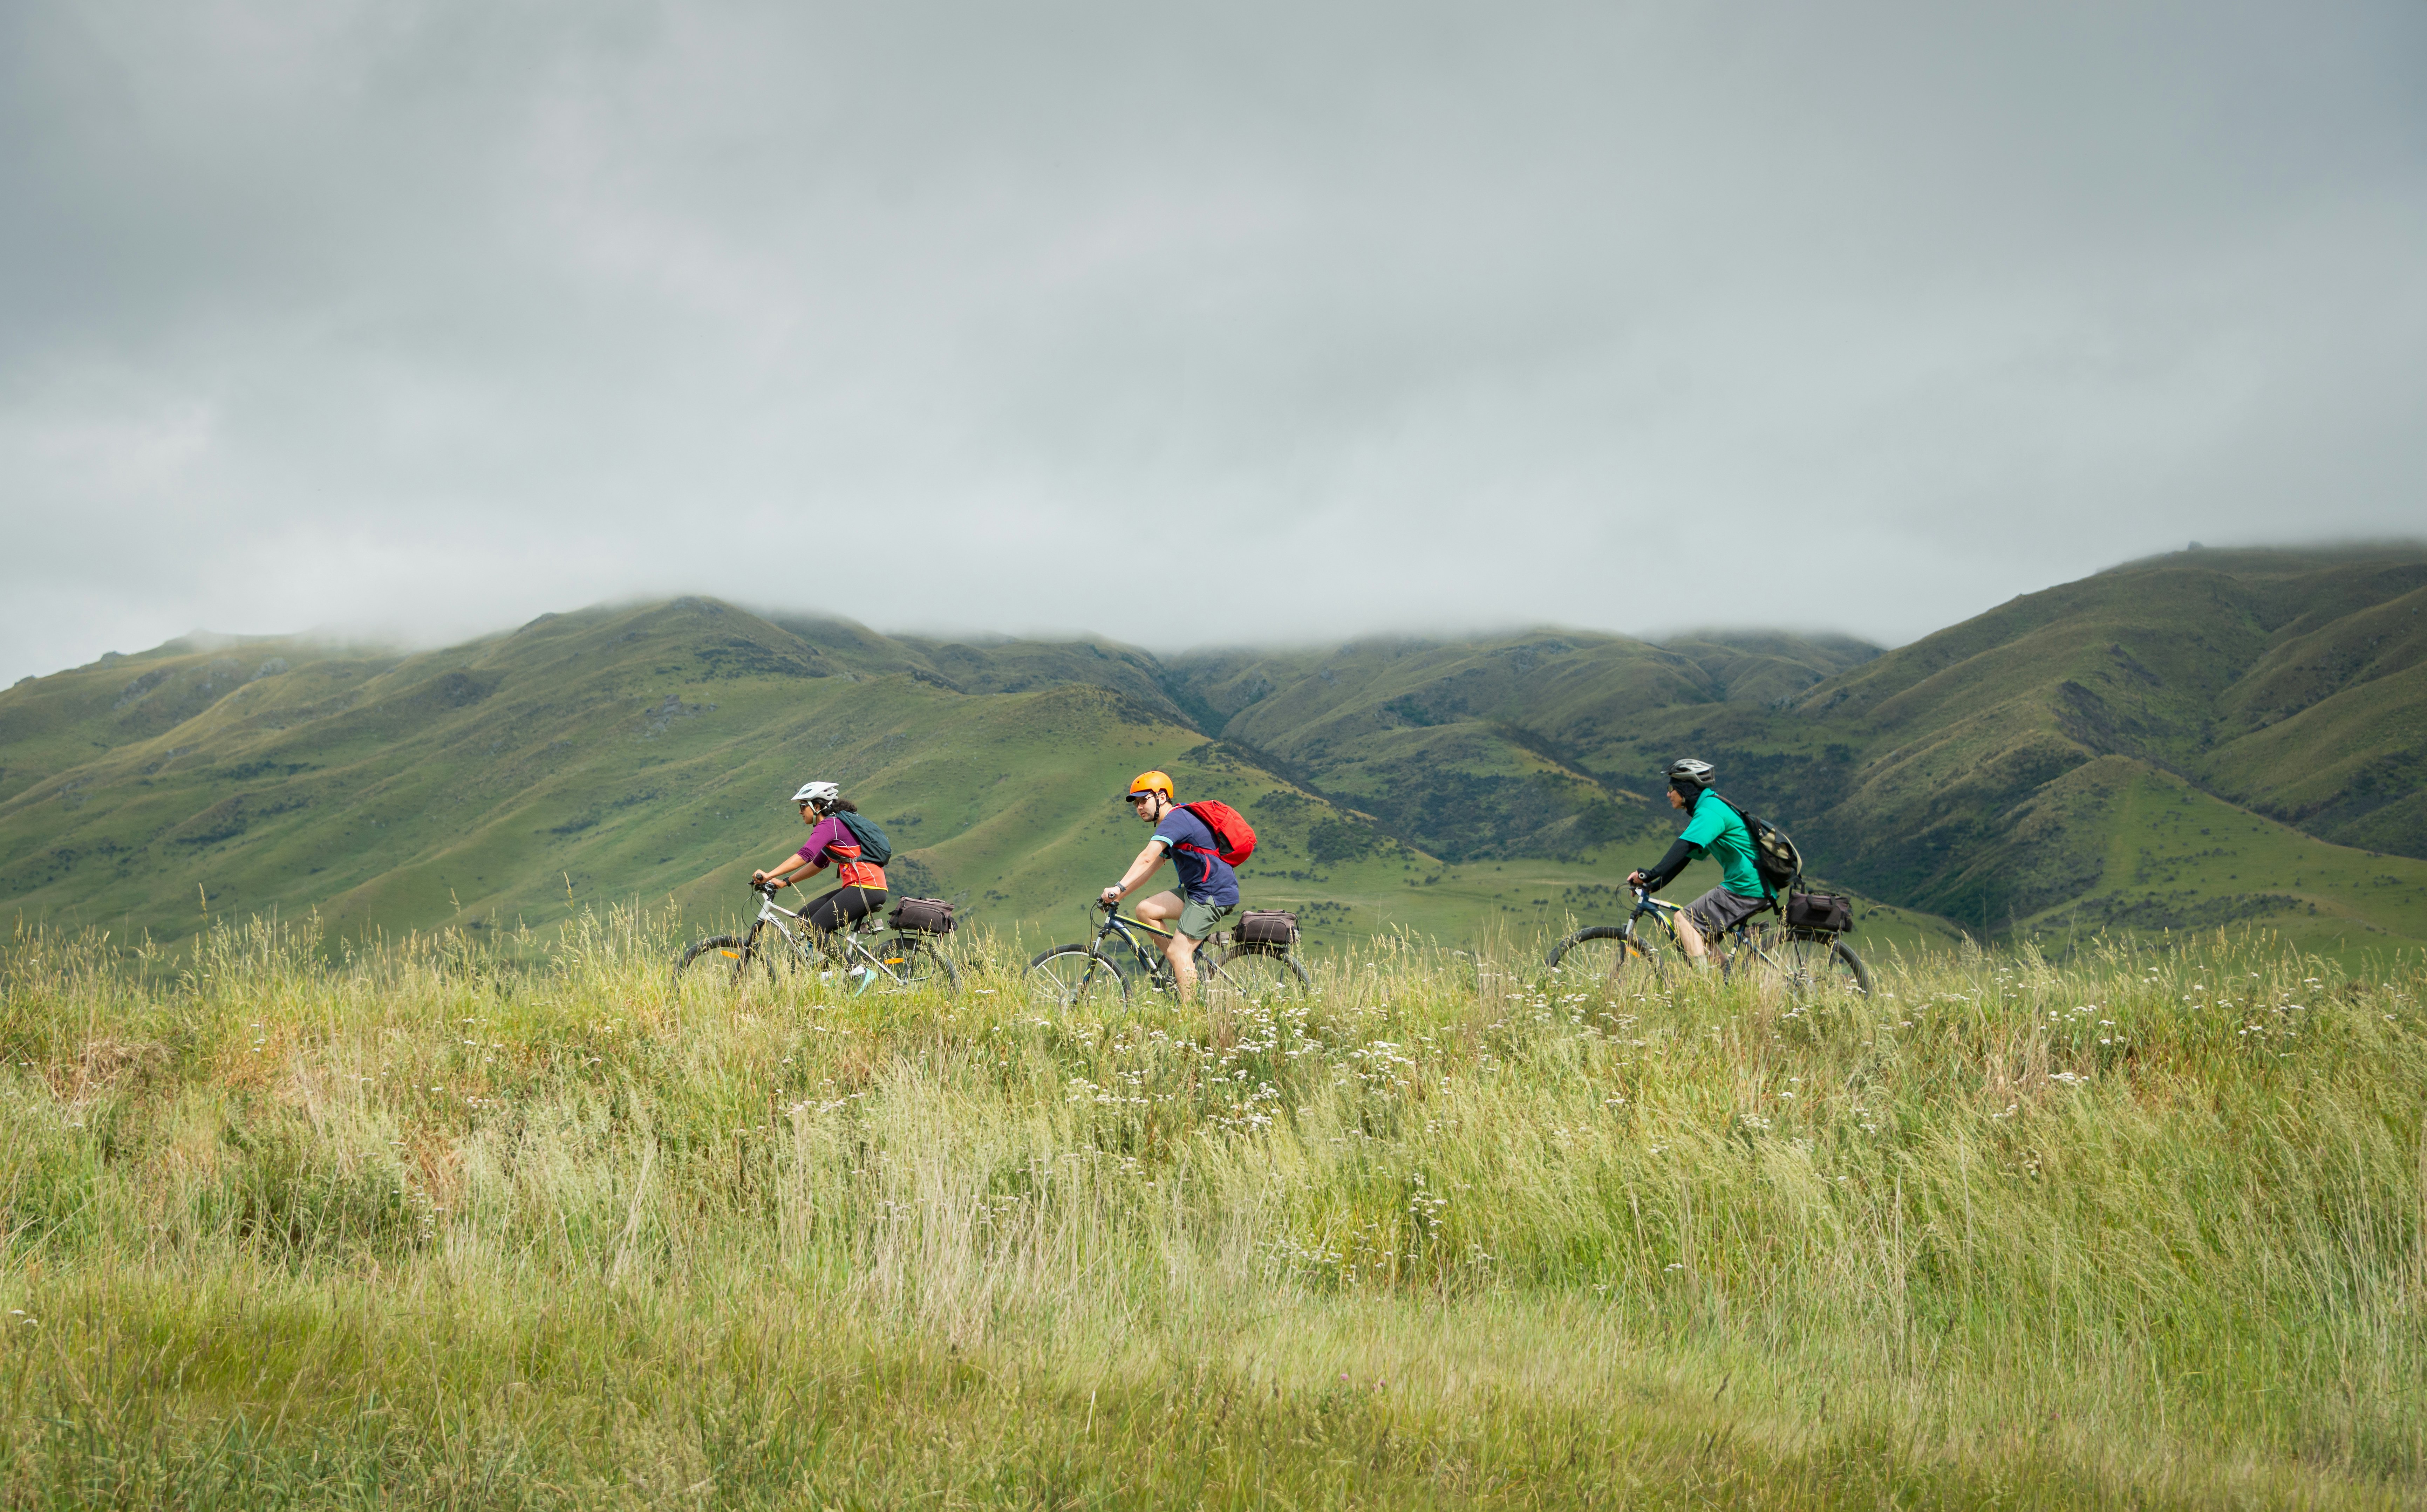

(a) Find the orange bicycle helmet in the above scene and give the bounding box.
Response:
[1123,770,1175,802]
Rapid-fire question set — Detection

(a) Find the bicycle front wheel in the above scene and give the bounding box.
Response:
[675,930,771,989]
[874,935,959,993]
[1747,928,1872,998]
[1027,945,1130,1008]
[1207,945,1311,1008]
[1544,925,1664,988]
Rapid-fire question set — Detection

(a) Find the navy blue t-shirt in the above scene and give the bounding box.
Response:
[1152,807,1242,905]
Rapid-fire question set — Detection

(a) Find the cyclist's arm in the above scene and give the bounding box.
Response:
[1630,837,1695,893]
[754,850,824,888]
[1100,837,1171,905]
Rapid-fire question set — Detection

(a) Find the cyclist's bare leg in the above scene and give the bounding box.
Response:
[1673,910,1712,967]
[1134,890,1201,1001]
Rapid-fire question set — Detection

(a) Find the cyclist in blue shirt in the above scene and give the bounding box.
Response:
[1627,757,1768,967]
[1100,769,1239,1004]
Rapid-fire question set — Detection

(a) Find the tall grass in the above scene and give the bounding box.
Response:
[1,909,2421,1507]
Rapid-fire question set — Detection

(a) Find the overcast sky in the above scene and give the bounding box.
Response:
[4,0,2423,683]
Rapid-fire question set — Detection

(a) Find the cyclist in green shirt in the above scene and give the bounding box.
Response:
[1626,757,1768,966]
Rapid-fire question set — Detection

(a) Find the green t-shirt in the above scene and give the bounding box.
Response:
[1679,791,1766,898]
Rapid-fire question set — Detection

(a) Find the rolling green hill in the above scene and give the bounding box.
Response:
[1649,546,2427,953]
[0,601,1452,951]
[4,546,2422,959]
[1148,545,2427,957]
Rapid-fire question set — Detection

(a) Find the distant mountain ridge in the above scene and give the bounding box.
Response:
[3,545,2423,955]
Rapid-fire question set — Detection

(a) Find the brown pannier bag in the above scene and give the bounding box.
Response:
[1783,891,1853,933]
[889,897,956,935]
[1234,909,1299,947]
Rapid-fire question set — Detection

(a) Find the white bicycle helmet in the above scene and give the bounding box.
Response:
[791,780,840,810]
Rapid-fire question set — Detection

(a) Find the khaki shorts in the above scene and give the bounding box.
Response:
[1683,886,1768,938]
[1176,899,1236,940]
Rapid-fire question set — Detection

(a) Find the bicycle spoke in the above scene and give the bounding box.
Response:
[1206,946,1311,1010]
[1026,946,1129,1008]
[1545,926,1663,990]
[1744,927,1872,998]
[872,935,959,993]
[674,926,780,991]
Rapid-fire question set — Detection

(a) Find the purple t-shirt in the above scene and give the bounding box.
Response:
[796,815,884,889]
[1152,807,1240,905]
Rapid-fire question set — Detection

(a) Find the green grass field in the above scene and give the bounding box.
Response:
[3,912,2421,1507]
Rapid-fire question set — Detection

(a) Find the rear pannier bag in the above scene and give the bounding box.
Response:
[1234,909,1299,946]
[1784,891,1853,933]
[889,897,957,935]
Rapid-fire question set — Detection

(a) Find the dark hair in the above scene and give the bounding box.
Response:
[823,797,858,814]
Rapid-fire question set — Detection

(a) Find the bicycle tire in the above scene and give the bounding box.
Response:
[873,935,959,993]
[1745,927,1872,998]
[1207,944,1311,1007]
[1544,925,1665,987]
[1026,945,1130,1008]
[674,931,769,988]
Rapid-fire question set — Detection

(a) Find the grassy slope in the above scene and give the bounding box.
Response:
[0,918,2420,1506]
[1151,550,2427,961]
[1749,546,2427,956]
[2008,760,2427,953]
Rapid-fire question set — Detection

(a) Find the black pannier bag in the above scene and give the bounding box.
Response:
[1234,909,1299,947]
[1784,890,1854,933]
[888,897,956,935]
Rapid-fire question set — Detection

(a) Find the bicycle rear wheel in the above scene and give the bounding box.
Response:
[873,935,959,993]
[1027,945,1130,1008]
[1746,928,1872,997]
[1544,925,1664,988]
[1206,945,1311,1008]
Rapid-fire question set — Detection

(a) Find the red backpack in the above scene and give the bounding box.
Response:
[1176,801,1256,866]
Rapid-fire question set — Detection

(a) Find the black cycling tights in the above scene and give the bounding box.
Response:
[802,885,886,937]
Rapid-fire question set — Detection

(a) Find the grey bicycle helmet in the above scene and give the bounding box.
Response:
[1667,758,1716,791]
[791,780,841,810]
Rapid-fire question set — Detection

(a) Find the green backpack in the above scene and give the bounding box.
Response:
[1716,794,1801,898]
[834,811,893,867]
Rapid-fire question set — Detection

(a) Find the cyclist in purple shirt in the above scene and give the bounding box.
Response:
[751,780,888,937]
[1100,769,1238,1004]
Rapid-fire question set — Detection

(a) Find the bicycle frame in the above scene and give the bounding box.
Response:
[1623,887,1761,966]
[1088,903,1214,992]
[748,884,921,991]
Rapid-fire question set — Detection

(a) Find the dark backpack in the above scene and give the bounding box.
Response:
[1177,801,1255,866]
[833,811,893,868]
[1715,793,1800,898]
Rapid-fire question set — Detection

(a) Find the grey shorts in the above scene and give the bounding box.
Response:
[1683,886,1768,938]
[1176,899,1236,940]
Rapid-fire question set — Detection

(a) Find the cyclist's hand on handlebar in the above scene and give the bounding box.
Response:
[1098,887,1122,909]
[1624,870,1647,890]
